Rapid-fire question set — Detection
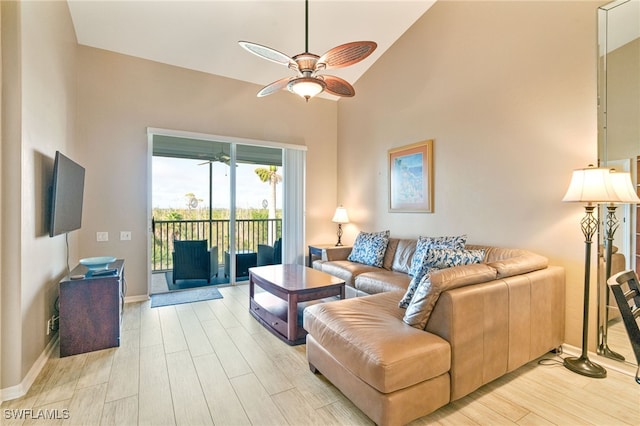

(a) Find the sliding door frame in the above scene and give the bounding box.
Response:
[146,127,306,293]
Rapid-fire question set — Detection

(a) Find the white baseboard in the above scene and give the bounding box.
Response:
[0,334,59,403]
[125,294,149,304]
[562,343,637,377]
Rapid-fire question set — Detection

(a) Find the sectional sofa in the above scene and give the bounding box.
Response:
[304,235,565,426]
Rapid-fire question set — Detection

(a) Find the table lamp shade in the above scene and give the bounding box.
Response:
[562,166,621,203]
[609,171,640,204]
[332,207,349,224]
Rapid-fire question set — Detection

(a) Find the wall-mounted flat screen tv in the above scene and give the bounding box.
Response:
[49,151,85,237]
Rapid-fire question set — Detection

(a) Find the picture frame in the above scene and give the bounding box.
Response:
[388,140,434,212]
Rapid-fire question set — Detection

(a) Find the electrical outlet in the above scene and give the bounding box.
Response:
[46,319,52,335]
[97,232,109,242]
[120,231,131,241]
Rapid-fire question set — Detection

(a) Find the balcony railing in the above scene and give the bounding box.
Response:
[152,218,282,271]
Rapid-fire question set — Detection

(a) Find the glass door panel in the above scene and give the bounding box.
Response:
[233,145,283,281]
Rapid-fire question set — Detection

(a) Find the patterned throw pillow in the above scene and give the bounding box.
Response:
[425,248,485,269]
[347,230,390,268]
[398,266,439,308]
[408,235,467,277]
[403,273,435,328]
[399,245,482,310]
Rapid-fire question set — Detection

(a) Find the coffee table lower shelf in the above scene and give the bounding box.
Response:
[250,292,338,345]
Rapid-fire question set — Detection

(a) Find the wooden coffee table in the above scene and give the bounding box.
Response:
[249,264,345,345]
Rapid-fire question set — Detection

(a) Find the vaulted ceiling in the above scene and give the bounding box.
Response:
[67,1,437,100]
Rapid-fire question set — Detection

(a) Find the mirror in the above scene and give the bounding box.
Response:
[597,0,640,366]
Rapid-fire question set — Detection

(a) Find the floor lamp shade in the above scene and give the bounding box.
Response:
[562,166,622,378]
[562,166,620,203]
[609,171,640,203]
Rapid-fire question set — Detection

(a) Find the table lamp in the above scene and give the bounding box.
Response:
[598,170,640,360]
[332,206,349,246]
[562,165,621,378]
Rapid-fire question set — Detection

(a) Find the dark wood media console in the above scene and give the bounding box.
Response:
[59,259,125,357]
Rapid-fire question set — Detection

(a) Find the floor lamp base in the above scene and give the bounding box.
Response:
[563,356,607,378]
[597,343,626,361]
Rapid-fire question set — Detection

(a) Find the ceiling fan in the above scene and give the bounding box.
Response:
[239,0,377,101]
[198,149,231,166]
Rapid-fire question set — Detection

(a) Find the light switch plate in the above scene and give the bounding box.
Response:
[120,231,131,241]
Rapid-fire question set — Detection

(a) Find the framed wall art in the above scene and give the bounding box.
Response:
[388,140,434,212]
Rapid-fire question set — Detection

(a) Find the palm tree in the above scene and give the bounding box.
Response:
[255,165,282,243]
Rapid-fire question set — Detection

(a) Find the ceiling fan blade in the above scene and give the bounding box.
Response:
[239,41,296,68]
[257,77,293,97]
[322,75,355,97]
[317,41,377,70]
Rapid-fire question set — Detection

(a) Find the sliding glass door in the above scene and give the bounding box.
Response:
[149,132,288,292]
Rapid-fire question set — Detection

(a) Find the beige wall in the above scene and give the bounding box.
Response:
[76,47,339,299]
[337,0,599,348]
[1,0,78,390]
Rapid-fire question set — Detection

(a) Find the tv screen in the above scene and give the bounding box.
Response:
[49,151,85,237]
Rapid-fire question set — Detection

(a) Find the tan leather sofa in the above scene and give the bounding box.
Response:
[305,238,565,426]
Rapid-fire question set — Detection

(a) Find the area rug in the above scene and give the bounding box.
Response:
[165,271,248,290]
[150,287,223,308]
[165,271,222,290]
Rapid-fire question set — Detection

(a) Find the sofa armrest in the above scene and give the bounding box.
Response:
[426,265,565,400]
[323,246,352,261]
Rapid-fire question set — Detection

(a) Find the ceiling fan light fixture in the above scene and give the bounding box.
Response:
[288,77,326,101]
[240,0,376,101]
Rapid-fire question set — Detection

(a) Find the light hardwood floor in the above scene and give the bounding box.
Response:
[2,284,639,425]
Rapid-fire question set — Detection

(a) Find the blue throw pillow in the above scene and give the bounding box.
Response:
[399,265,439,309]
[425,248,485,269]
[347,230,390,268]
[408,235,467,277]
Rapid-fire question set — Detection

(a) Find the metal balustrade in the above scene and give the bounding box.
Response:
[152,218,282,271]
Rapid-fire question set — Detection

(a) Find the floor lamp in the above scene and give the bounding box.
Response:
[562,165,621,378]
[598,170,640,360]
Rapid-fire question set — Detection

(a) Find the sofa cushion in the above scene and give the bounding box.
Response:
[303,291,451,394]
[409,235,467,277]
[391,239,417,273]
[467,245,548,278]
[348,230,390,268]
[355,270,411,294]
[403,263,498,329]
[321,260,382,287]
[382,238,400,270]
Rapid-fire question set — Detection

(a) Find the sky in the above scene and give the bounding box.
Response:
[152,157,282,210]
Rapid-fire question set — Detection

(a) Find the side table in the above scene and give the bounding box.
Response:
[308,244,352,268]
[224,250,258,278]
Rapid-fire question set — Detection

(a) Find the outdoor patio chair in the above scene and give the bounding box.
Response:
[607,270,640,384]
[257,238,282,266]
[172,240,218,283]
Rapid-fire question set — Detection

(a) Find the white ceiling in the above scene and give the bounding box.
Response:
[67,1,437,100]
